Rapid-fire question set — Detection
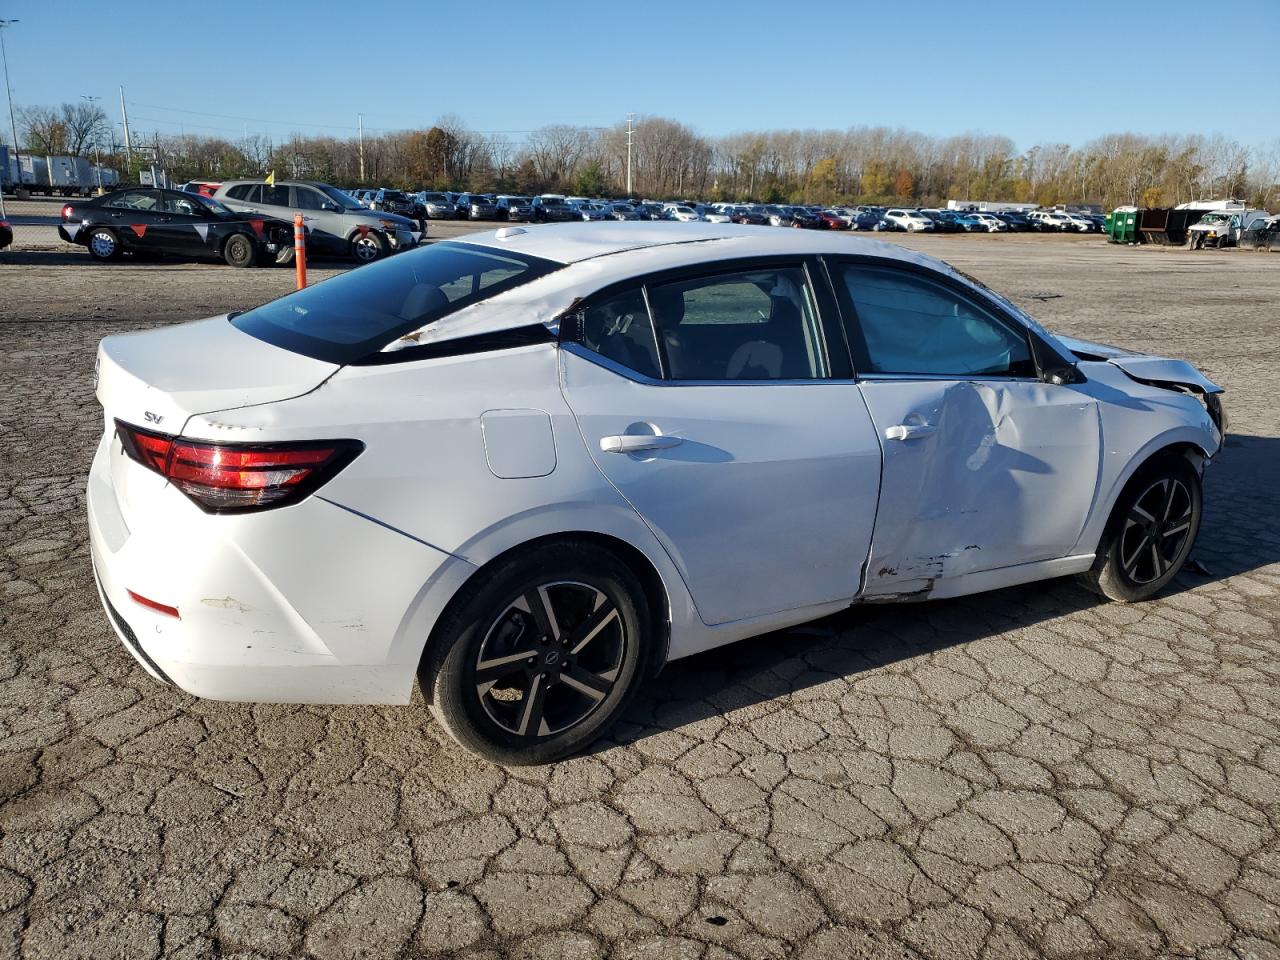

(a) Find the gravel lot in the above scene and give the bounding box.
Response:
[1,233,1278,960]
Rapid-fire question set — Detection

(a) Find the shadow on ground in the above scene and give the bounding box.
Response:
[606,431,1280,750]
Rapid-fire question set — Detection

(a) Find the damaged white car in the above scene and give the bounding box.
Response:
[88,223,1225,764]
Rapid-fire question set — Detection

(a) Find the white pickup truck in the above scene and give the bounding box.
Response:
[1187,207,1270,249]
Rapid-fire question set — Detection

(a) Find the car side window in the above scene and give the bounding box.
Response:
[293,187,327,211]
[105,190,159,211]
[227,184,259,202]
[161,193,203,216]
[578,288,662,380]
[647,267,828,381]
[262,185,291,207]
[839,265,1035,378]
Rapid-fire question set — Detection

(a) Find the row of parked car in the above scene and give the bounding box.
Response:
[345,186,1108,234]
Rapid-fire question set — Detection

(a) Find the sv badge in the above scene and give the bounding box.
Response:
[144,411,164,425]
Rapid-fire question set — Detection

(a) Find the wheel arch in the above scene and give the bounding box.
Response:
[344,223,388,244]
[415,531,674,700]
[217,228,253,255]
[1077,435,1212,558]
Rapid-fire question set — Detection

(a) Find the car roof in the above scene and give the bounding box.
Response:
[459,222,940,266]
[381,222,969,353]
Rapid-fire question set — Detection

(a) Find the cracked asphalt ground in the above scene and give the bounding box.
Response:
[2,234,1278,960]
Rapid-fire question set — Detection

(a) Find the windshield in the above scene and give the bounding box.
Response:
[320,185,365,211]
[197,195,235,216]
[231,241,562,364]
[1198,213,1229,223]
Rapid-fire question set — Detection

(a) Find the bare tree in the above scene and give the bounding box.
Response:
[60,101,110,156]
[17,105,67,154]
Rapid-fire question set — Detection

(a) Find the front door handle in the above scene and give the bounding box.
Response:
[884,423,937,441]
[600,434,684,454]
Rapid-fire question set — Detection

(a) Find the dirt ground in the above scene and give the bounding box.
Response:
[1,232,1278,959]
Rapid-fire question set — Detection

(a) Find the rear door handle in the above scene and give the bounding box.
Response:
[600,434,684,454]
[884,423,937,441]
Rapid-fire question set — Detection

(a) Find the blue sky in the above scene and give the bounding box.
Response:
[2,0,1276,150]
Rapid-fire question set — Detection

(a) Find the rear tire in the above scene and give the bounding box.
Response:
[87,226,120,261]
[422,542,652,765]
[1078,454,1202,602]
[222,233,256,268]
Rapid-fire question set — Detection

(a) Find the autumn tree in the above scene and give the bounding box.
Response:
[806,156,841,204]
[894,168,914,199]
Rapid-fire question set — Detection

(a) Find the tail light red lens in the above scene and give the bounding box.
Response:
[115,420,362,514]
[61,204,73,219]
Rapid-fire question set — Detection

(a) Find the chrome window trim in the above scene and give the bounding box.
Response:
[561,342,854,388]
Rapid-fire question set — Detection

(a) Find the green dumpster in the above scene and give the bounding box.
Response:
[1108,208,1140,244]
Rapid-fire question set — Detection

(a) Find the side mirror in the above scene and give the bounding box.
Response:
[322,202,340,212]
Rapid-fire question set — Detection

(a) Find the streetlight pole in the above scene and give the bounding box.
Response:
[81,95,103,193]
[0,19,23,201]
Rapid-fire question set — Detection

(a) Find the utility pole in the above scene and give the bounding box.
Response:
[625,112,634,197]
[357,113,365,182]
[118,85,133,172]
[0,19,22,201]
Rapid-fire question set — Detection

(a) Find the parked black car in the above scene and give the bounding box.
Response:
[58,188,292,266]
[920,210,965,233]
[996,212,1037,232]
[0,217,11,251]
[787,206,825,229]
[455,194,504,221]
[530,195,579,222]
[369,189,418,218]
[730,206,769,225]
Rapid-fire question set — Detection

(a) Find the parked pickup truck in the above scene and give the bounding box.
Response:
[1188,208,1270,249]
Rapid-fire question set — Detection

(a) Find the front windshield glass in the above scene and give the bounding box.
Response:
[1199,213,1229,223]
[320,185,365,211]
[232,241,562,364]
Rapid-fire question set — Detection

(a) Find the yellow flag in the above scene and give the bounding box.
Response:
[265,170,275,186]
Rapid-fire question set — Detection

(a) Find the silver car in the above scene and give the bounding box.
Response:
[418,191,457,219]
[215,180,422,263]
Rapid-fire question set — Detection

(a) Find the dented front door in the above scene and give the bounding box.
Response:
[856,377,1101,596]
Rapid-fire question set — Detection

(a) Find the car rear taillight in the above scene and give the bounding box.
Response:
[115,420,362,514]
[61,204,73,219]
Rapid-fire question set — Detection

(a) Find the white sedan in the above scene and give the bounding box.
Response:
[89,223,1224,764]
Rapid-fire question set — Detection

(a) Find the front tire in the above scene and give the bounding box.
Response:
[349,229,386,263]
[422,542,652,765]
[1079,454,1202,602]
[222,233,256,268]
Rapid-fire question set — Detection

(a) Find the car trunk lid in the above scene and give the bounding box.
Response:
[97,314,339,429]
[96,315,339,524]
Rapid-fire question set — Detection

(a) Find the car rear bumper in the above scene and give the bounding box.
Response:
[58,223,85,244]
[86,429,460,704]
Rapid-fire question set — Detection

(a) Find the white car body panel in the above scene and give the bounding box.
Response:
[857,377,1102,595]
[559,346,882,624]
[85,223,1225,707]
[97,315,337,426]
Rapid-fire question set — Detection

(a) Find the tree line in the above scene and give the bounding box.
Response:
[9,102,1279,210]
